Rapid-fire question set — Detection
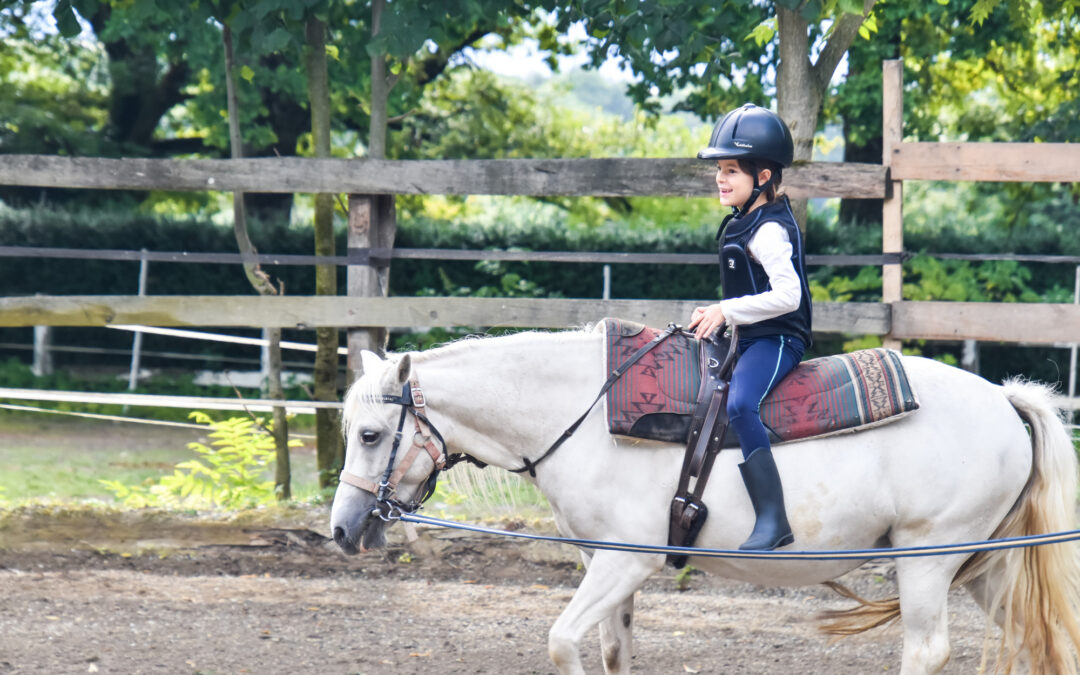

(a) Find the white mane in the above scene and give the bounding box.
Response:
[342,328,591,438]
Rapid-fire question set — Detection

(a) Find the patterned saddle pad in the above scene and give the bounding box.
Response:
[603,318,702,443]
[603,318,920,446]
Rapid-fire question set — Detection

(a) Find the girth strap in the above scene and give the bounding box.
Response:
[510,323,682,478]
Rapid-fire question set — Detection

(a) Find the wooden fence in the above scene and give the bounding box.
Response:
[1,59,1079,350]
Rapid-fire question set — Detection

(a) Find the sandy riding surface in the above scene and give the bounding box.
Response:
[0,508,996,674]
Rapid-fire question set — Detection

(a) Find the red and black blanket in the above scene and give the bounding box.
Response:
[602,318,920,446]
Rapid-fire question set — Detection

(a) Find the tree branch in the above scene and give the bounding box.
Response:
[813,0,877,94]
[412,23,497,87]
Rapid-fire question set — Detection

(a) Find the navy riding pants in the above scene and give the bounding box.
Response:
[727,335,805,459]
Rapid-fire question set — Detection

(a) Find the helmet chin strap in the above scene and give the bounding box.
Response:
[736,172,778,216]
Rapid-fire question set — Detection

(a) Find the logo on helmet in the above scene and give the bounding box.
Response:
[727,258,736,270]
[733,141,753,149]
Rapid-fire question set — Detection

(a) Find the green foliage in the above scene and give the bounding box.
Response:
[395,66,713,227]
[830,1,1080,152]
[674,564,697,591]
[556,1,771,118]
[418,259,557,299]
[810,266,882,303]
[902,256,1042,303]
[100,412,300,509]
[0,16,110,159]
[390,211,724,304]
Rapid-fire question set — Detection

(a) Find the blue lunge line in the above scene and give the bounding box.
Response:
[400,512,1080,561]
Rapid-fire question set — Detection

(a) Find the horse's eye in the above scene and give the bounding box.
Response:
[360,430,380,445]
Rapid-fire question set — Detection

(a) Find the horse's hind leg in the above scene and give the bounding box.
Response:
[549,550,659,675]
[895,555,959,674]
[964,559,1006,626]
[963,560,1035,673]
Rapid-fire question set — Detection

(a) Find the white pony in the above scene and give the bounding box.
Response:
[330,328,1080,675]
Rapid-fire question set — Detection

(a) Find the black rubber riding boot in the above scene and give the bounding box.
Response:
[737,447,794,551]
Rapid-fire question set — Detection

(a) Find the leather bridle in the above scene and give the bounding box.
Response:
[338,373,449,521]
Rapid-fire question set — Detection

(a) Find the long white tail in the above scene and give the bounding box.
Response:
[979,379,1080,673]
[821,379,1080,673]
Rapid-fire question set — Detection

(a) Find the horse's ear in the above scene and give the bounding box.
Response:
[359,349,383,376]
[394,353,411,386]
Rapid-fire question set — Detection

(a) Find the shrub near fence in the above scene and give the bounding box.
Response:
[5,204,1076,303]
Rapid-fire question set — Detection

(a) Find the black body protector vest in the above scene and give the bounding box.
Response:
[718,196,813,347]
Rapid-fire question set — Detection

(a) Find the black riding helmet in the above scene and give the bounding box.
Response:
[698,103,794,214]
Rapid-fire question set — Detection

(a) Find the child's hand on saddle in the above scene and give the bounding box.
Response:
[689,304,726,340]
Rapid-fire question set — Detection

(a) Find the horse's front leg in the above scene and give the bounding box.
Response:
[598,594,635,675]
[549,550,660,675]
[579,550,636,675]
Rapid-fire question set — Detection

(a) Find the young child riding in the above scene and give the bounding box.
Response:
[687,103,813,552]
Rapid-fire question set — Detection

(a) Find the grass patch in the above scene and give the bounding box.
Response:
[0,410,552,527]
[0,443,185,502]
[0,411,322,506]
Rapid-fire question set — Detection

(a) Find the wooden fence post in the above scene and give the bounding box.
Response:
[882,59,904,350]
[347,194,397,382]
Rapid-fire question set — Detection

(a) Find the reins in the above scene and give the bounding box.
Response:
[341,323,694,514]
[509,322,683,478]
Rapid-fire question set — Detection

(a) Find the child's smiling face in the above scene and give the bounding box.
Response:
[714,159,771,210]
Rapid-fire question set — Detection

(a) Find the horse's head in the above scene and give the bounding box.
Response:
[330,350,445,555]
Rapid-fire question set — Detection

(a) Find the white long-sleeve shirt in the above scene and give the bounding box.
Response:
[719,221,802,326]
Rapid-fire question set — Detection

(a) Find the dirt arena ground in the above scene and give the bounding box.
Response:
[0,507,1000,674]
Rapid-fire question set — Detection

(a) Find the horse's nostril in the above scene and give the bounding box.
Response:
[333,526,346,546]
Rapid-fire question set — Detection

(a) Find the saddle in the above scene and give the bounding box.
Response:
[600,318,920,567]
[602,319,920,448]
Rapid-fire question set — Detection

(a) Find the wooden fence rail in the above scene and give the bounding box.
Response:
[0,155,887,199]
[0,296,891,335]
[891,143,1080,182]
[2,295,1079,345]
[3,143,1078,197]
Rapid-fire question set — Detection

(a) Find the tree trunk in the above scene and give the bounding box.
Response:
[775,0,877,228]
[86,4,191,153]
[304,17,343,488]
[224,24,291,500]
[776,6,818,228]
[368,0,389,161]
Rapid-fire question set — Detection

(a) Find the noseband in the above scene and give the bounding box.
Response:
[338,374,449,521]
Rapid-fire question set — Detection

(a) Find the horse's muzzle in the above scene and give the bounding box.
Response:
[330,484,387,555]
[332,525,361,555]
